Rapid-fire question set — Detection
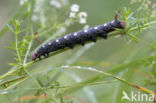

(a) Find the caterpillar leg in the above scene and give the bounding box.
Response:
[102,33,107,39]
[45,53,49,58]
[80,40,85,46]
[68,43,74,49]
[39,56,41,60]
[43,53,48,58]
[91,36,97,42]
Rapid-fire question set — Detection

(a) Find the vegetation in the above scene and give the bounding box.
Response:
[0,0,156,102]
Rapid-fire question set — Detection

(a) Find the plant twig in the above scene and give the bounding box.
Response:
[61,66,156,97]
[23,0,35,65]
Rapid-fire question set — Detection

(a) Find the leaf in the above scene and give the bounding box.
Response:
[9,41,16,48]
[14,58,20,62]
[22,11,29,20]
[8,63,19,66]
[7,24,14,32]
[59,94,64,103]
[127,33,139,42]
[6,46,15,50]
[14,19,20,31]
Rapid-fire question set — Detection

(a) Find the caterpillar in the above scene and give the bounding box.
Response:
[32,14,125,60]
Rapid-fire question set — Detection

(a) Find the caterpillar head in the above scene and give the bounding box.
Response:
[32,52,38,60]
[119,20,125,29]
[114,14,125,29]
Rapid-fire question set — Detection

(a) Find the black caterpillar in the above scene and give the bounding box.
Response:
[32,14,125,60]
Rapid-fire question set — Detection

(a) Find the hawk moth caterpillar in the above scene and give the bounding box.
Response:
[32,14,125,60]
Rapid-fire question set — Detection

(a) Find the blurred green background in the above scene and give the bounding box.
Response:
[0,0,18,74]
[0,0,156,103]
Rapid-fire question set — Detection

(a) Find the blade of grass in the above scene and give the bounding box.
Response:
[61,66,156,97]
[61,60,142,95]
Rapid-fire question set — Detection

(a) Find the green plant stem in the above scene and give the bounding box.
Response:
[23,1,35,65]
[0,61,33,80]
[23,68,43,89]
[13,80,117,91]
[15,32,22,64]
[0,76,25,86]
[61,66,156,97]
[23,33,34,65]
[23,65,59,102]
[128,20,156,32]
